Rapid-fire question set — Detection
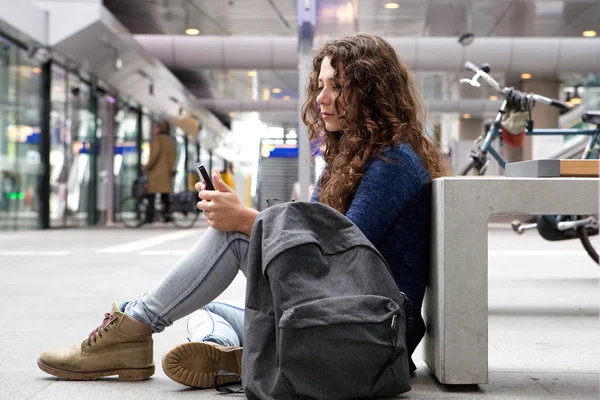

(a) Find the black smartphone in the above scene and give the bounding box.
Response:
[194,163,215,191]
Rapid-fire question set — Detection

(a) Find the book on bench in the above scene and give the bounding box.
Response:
[505,159,599,178]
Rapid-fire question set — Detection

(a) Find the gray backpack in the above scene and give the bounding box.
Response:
[242,202,412,399]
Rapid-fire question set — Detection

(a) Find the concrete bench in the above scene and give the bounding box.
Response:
[424,176,599,385]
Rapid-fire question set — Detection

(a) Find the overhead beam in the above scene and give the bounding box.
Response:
[134,35,600,75]
[195,98,504,117]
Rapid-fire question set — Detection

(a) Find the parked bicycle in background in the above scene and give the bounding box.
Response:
[459,61,599,264]
[119,173,200,229]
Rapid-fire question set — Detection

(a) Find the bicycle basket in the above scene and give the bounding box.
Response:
[131,177,148,198]
[172,191,197,213]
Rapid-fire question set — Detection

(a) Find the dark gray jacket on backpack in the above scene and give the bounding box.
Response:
[242,202,412,399]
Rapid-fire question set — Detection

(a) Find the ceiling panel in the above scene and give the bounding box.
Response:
[104,0,600,128]
[105,0,296,36]
[106,0,600,37]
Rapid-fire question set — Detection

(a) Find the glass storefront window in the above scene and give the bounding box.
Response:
[0,39,43,231]
[48,67,91,227]
[139,112,152,169]
[174,127,187,193]
[114,103,139,205]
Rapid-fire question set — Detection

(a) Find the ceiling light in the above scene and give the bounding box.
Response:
[262,88,270,101]
[247,70,256,77]
[582,30,597,37]
[31,67,42,74]
[462,113,471,119]
[283,95,291,100]
[272,88,282,94]
[185,28,200,36]
[520,73,532,80]
[489,95,498,101]
[384,2,400,9]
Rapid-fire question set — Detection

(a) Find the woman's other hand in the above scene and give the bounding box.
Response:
[195,168,258,235]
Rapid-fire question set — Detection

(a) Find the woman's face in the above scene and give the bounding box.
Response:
[316,56,342,132]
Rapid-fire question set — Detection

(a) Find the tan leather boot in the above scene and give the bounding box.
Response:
[162,341,242,388]
[37,303,154,381]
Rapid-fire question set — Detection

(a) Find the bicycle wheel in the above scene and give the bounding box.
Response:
[577,215,599,264]
[171,192,200,229]
[172,209,200,229]
[120,197,146,228]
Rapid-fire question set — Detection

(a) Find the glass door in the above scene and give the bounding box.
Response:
[114,104,139,206]
[48,67,91,227]
[0,40,43,231]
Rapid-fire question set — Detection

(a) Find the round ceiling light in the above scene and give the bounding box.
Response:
[384,2,400,9]
[185,28,200,36]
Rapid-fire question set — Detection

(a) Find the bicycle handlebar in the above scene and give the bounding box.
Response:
[462,61,571,112]
[463,61,504,92]
[534,95,571,112]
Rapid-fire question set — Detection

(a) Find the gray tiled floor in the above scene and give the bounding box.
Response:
[1,223,598,399]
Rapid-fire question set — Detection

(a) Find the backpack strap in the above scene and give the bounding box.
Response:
[266,198,282,208]
[215,370,244,394]
[371,295,413,388]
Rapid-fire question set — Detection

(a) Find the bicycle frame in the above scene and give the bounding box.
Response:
[477,101,600,169]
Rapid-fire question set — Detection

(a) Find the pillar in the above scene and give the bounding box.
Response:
[459,117,484,140]
[297,0,316,201]
[39,60,51,229]
[522,79,561,160]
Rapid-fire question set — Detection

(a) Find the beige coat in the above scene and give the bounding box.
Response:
[145,134,176,194]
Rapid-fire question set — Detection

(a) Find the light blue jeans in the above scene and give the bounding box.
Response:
[122,227,249,345]
[187,301,245,346]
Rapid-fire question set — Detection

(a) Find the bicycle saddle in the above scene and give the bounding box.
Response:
[582,111,600,125]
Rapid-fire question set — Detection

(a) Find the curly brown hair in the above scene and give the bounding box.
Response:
[302,33,450,214]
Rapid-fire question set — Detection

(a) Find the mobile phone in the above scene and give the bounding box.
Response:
[194,163,215,190]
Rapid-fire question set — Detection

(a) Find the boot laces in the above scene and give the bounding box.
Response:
[87,313,119,345]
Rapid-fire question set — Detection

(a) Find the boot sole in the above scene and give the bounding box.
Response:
[37,359,155,381]
[162,342,242,388]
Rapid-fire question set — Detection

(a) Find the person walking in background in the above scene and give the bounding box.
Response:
[142,120,176,223]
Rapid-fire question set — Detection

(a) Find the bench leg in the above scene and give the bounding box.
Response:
[424,183,489,385]
[423,177,598,385]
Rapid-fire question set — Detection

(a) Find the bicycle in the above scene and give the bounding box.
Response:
[459,61,599,264]
[119,174,200,229]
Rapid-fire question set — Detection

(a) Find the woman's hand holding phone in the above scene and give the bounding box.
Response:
[195,167,258,235]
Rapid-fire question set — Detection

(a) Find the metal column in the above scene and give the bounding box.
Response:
[136,109,143,173]
[87,80,98,226]
[105,98,117,225]
[183,133,189,191]
[297,0,316,201]
[39,61,52,229]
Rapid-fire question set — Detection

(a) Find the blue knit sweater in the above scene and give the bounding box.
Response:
[311,143,431,363]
